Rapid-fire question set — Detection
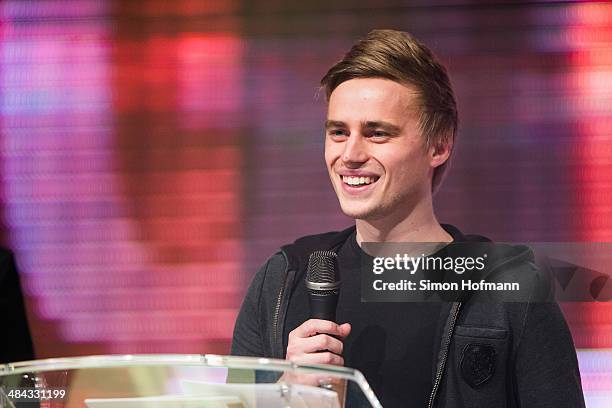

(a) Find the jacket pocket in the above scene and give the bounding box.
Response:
[448,325,510,408]
[455,325,507,339]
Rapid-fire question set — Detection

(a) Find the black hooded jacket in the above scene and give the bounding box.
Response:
[231,225,585,407]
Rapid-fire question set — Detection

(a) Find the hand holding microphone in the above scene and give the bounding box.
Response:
[283,251,351,385]
[286,319,351,366]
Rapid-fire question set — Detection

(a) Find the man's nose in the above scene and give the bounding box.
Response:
[342,135,368,165]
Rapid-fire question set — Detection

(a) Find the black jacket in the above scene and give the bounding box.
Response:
[231,225,585,407]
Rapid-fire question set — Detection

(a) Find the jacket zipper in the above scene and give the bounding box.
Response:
[272,253,292,358]
[427,302,462,408]
[271,281,286,358]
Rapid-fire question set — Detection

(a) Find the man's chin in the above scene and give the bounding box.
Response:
[339,203,379,221]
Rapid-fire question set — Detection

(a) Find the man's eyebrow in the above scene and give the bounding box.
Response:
[363,121,401,133]
[325,120,346,129]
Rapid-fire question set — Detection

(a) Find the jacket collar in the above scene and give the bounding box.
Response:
[280,225,356,280]
[280,223,476,281]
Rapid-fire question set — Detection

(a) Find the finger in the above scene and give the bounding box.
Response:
[294,333,344,355]
[289,351,344,366]
[290,319,347,339]
[286,334,341,359]
[339,323,351,338]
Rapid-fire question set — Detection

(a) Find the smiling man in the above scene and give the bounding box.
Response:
[231,30,585,407]
[324,77,452,244]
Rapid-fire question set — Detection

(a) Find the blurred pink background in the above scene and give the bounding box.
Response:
[1,0,611,404]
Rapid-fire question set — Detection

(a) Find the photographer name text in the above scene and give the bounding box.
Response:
[372,279,520,292]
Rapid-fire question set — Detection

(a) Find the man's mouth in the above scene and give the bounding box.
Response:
[341,175,380,187]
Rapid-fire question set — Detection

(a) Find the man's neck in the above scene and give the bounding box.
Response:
[355,204,452,245]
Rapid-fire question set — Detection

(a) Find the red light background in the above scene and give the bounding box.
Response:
[1,0,611,403]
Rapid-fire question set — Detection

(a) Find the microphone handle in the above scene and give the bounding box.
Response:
[309,293,338,322]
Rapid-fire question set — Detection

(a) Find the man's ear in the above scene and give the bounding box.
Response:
[429,141,453,168]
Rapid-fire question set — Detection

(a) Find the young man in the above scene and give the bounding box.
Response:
[231,29,585,407]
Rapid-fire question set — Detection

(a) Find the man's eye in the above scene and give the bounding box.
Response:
[329,129,348,137]
[371,131,389,138]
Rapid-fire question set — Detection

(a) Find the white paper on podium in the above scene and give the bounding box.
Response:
[180,380,341,408]
[84,395,245,408]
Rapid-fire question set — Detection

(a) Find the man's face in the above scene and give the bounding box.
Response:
[325,78,444,221]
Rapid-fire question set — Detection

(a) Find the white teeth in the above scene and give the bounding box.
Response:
[342,175,377,186]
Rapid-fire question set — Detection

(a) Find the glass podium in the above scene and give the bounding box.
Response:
[0,355,382,407]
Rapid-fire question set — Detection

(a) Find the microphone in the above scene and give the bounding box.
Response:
[305,250,341,322]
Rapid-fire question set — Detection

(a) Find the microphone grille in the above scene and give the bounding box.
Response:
[306,250,339,284]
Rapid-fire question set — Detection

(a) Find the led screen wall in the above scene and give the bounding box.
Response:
[1,0,611,404]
